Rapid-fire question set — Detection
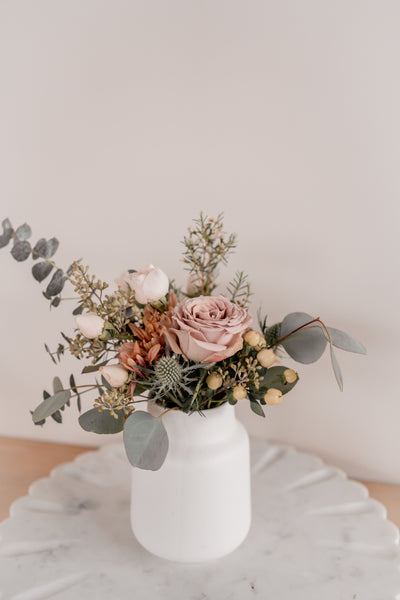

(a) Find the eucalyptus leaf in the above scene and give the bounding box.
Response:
[72,304,84,316]
[53,376,63,394]
[250,400,265,417]
[45,269,65,296]
[14,223,31,240]
[32,261,53,282]
[101,375,112,391]
[44,343,57,364]
[31,410,45,426]
[81,361,109,374]
[45,237,59,257]
[327,327,366,355]
[32,239,48,259]
[11,240,31,261]
[79,408,124,434]
[51,410,62,423]
[51,297,61,308]
[258,366,299,395]
[32,390,71,423]
[0,218,13,248]
[281,312,327,364]
[330,345,343,391]
[123,411,169,471]
[32,237,59,259]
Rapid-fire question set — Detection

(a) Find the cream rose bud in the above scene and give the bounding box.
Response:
[99,364,129,388]
[257,348,276,368]
[129,265,169,304]
[75,312,105,339]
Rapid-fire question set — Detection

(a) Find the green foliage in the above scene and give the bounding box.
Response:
[0,218,65,308]
[32,238,59,259]
[123,410,169,471]
[258,366,299,396]
[280,312,327,364]
[45,268,66,297]
[11,240,31,261]
[79,407,125,434]
[14,223,31,240]
[32,261,53,282]
[327,327,366,355]
[32,390,71,423]
[0,219,13,248]
[226,271,251,308]
[182,212,237,296]
[249,399,265,417]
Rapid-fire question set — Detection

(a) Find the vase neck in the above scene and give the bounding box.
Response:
[148,401,237,444]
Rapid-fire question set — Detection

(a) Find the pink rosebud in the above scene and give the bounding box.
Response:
[116,265,169,304]
[75,312,105,339]
[99,364,129,388]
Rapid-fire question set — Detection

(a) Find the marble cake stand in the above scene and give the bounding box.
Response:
[0,440,399,600]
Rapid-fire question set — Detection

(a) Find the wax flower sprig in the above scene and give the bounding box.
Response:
[0,214,366,470]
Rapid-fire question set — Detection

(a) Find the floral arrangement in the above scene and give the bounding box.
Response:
[0,214,366,470]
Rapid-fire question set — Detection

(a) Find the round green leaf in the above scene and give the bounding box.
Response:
[45,269,66,296]
[0,218,13,248]
[123,411,169,471]
[79,408,124,434]
[258,366,299,395]
[32,261,53,282]
[14,223,31,240]
[281,312,327,364]
[327,327,366,355]
[11,240,31,262]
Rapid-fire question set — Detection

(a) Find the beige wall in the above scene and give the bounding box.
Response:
[1,1,399,482]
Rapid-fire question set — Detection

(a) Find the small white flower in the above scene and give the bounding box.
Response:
[99,364,129,388]
[120,265,169,304]
[75,312,105,339]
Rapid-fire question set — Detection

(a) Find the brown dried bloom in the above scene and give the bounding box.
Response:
[118,295,177,372]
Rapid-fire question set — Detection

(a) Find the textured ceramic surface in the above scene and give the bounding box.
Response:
[0,440,399,600]
[131,402,251,562]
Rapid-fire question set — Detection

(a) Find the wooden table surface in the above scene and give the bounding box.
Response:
[1,436,400,529]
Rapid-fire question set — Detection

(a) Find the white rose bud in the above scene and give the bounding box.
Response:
[129,265,169,304]
[75,312,105,339]
[99,364,129,388]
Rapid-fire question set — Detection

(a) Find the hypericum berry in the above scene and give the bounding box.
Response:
[257,348,276,368]
[232,385,247,400]
[206,373,223,390]
[264,388,283,405]
[283,369,297,384]
[154,357,183,387]
[244,330,261,347]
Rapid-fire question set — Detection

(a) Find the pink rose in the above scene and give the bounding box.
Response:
[162,295,252,362]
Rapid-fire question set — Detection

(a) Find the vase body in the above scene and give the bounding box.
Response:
[130,401,251,563]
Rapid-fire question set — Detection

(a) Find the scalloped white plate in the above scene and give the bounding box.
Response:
[1,440,399,599]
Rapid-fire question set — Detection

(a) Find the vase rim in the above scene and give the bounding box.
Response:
[148,400,233,419]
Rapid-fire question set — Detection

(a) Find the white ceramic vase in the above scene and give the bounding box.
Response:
[130,401,251,563]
